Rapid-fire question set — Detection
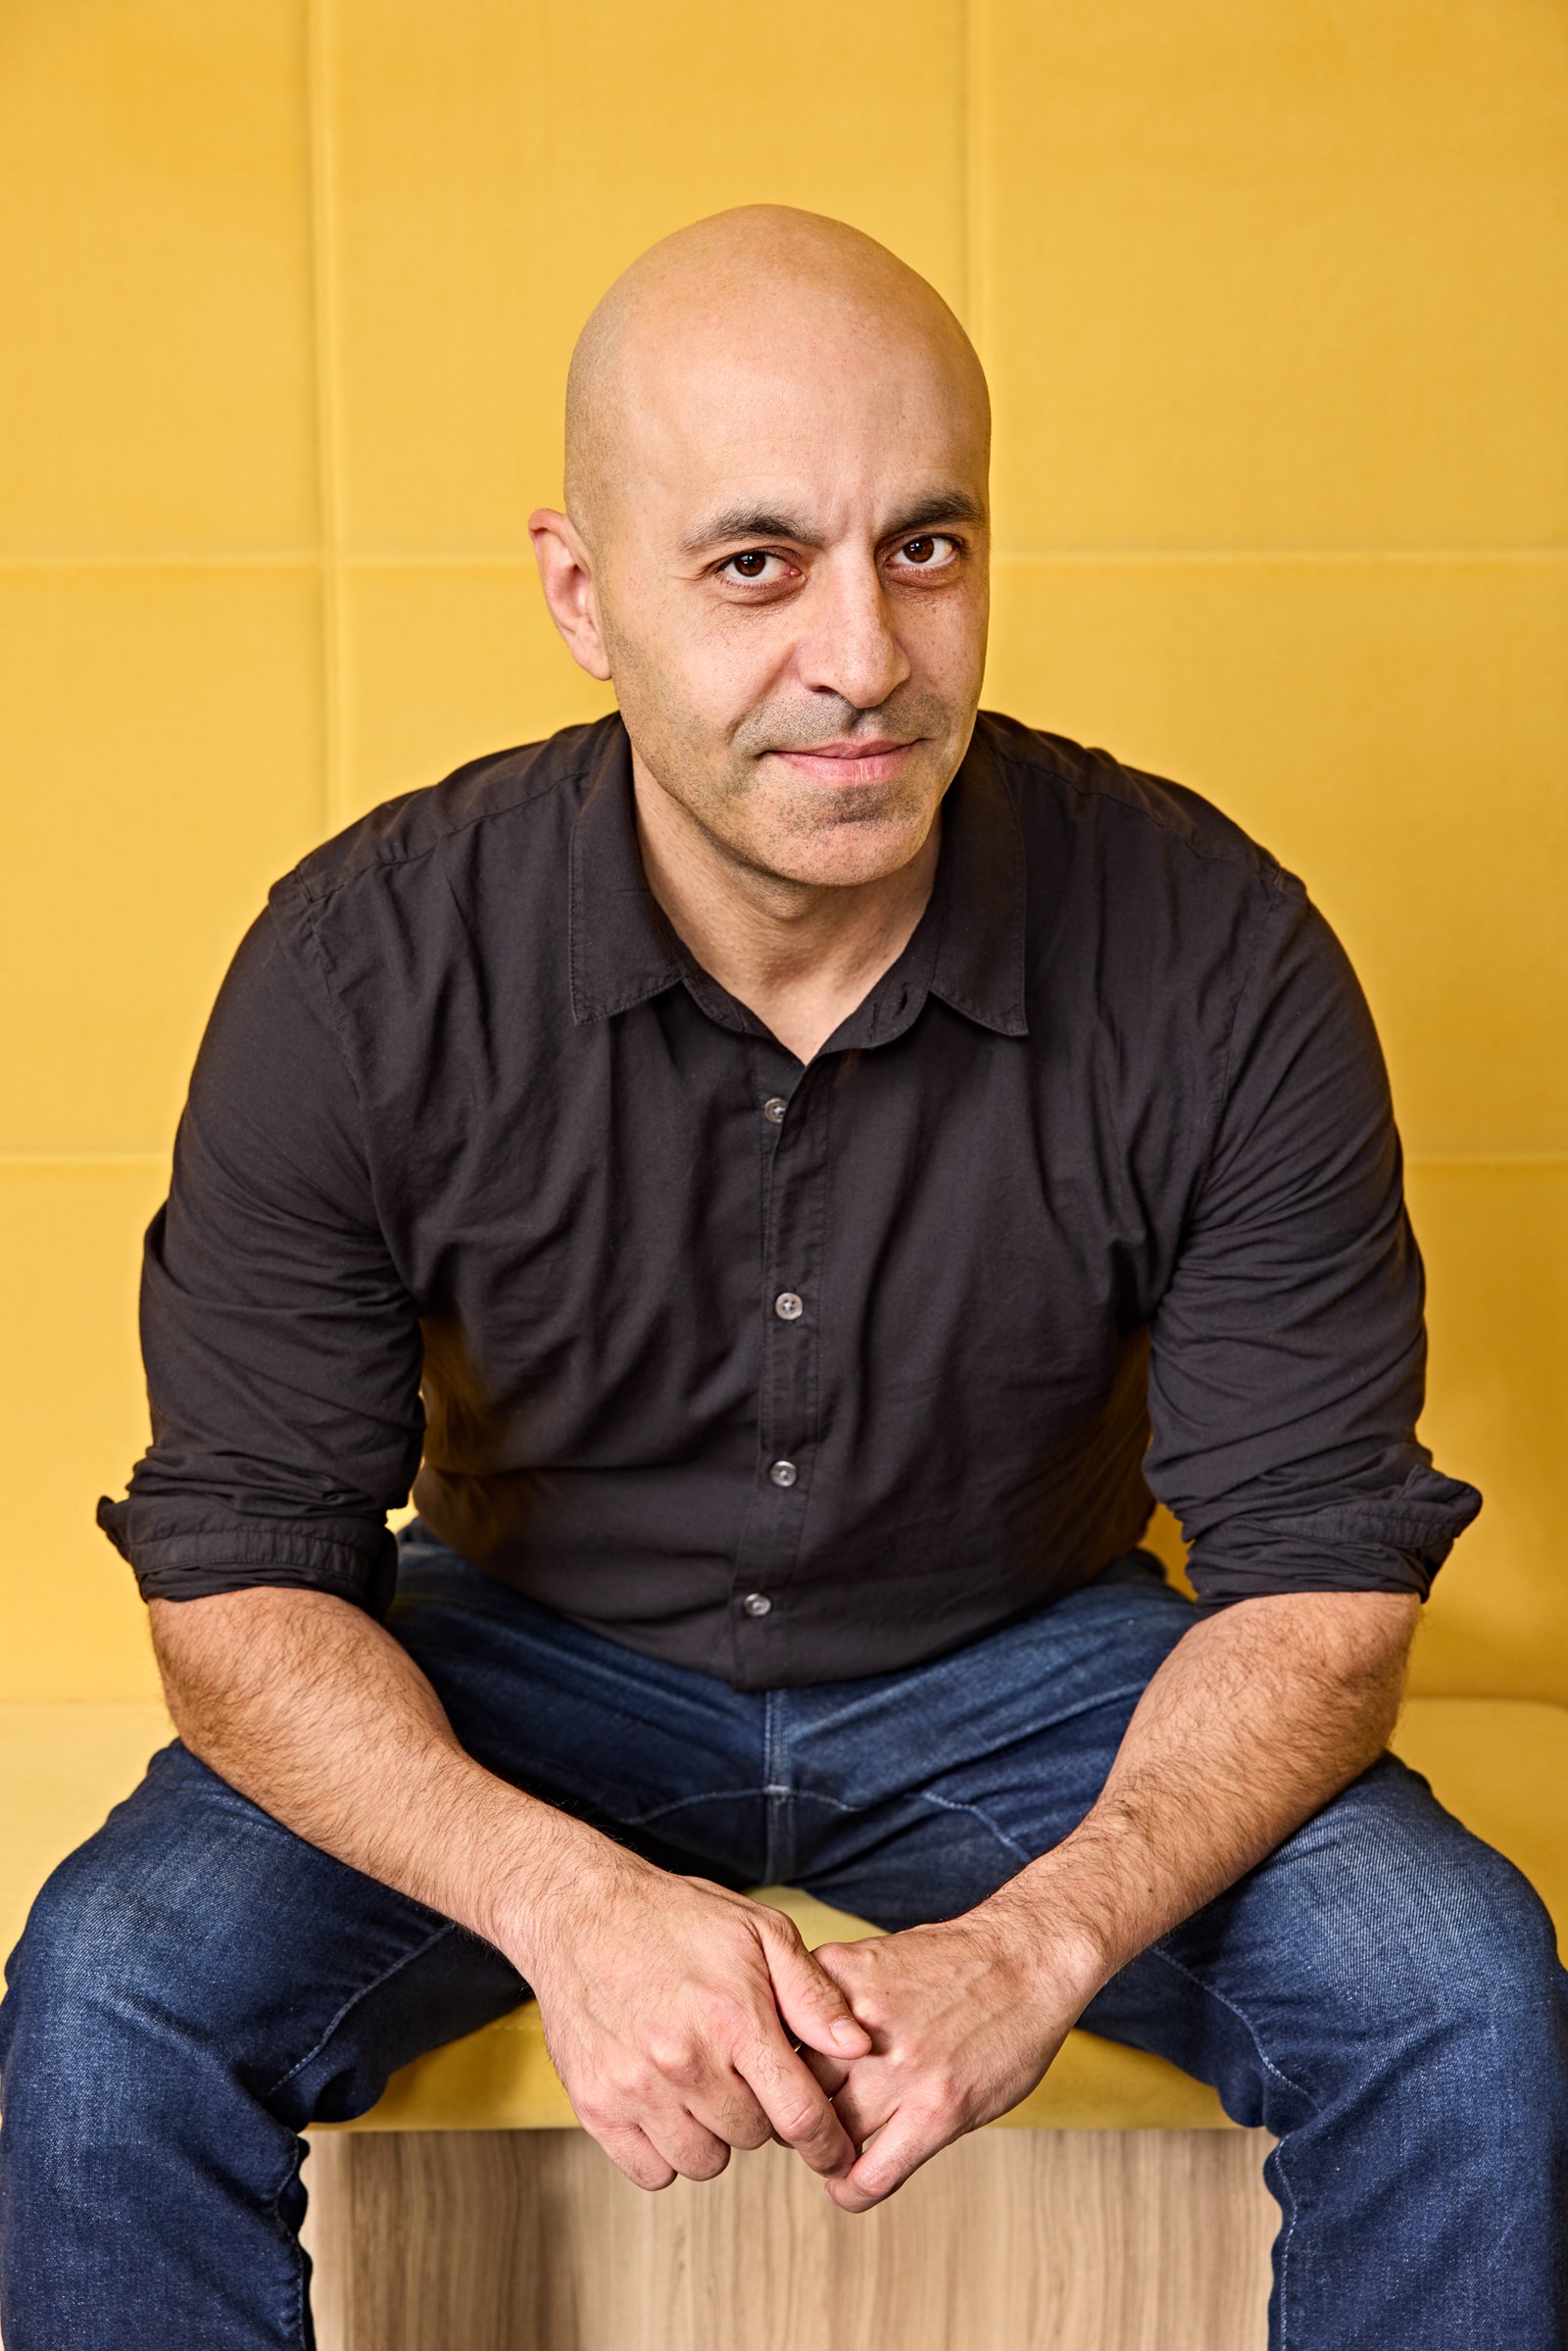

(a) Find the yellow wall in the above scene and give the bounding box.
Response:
[5,1,1565,1701]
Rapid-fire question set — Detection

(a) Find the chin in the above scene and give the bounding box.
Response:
[762,823,932,890]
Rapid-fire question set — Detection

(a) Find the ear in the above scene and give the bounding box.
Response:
[529,509,613,682]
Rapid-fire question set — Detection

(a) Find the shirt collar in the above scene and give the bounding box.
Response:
[925,718,1029,1039]
[568,722,683,1022]
[568,714,1028,1042]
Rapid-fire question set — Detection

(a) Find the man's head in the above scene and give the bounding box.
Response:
[530,207,991,894]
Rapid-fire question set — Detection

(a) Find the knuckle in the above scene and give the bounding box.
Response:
[772,2095,824,2144]
[789,2106,841,2153]
[643,2033,704,2085]
[599,2132,673,2193]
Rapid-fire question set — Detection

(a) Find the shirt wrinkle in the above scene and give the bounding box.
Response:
[99,709,1480,1689]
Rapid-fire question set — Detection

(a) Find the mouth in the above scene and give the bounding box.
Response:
[769,738,921,787]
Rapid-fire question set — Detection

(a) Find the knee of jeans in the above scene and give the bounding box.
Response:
[2,1824,247,2121]
[1287,1779,1566,2075]
[5,1850,163,2079]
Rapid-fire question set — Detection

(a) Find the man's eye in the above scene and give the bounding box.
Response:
[888,534,958,570]
[721,550,790,583]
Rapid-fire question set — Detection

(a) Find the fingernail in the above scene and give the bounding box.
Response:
[830,2018,865,2050]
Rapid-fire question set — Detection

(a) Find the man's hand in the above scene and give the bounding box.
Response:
[150,1586,868,2195]
[514,1850,869,2190]
[805,1589,1420,2211]
[806,1912,1093,2211]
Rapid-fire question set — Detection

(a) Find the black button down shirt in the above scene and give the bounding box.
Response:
[99,711,1480,1689]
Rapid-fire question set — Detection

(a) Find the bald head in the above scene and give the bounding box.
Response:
[564,206,988,550]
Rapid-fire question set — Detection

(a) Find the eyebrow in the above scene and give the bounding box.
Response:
[682,488,986,555]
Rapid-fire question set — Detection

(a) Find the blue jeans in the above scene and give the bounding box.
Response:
[2,1529,1565,2348]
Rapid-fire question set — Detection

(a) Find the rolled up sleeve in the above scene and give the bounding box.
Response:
[97,892,424,1613]
[1146,881,1481,1609]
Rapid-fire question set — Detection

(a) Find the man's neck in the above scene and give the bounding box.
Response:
[631,756,942,1064]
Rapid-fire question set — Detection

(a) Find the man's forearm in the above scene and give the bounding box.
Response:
[149,1586,587,1962]
[808,1587,1421,2210]
[983,1589,1420,1992]
[150,1584,871,2190]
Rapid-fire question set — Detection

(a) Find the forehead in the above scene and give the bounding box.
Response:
[628,330,985,522]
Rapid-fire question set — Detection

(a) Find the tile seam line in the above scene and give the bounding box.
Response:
[305,0,349,835]
[995,547,1568,566]
[0,1153,171,1169]
[962,0,986,356]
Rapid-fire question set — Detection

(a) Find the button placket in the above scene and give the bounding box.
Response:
[729,1055,827,1668]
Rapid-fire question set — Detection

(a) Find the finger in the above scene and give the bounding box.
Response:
[822,2066,899,2151]
[738,2034,858,2179]
[594,2122,678,2193]
[825,2105,952,2214]
[800,2045,853,2097]
[762,1926,873,2059]
[641,2106,733,2183]
[686,2075,774,2154]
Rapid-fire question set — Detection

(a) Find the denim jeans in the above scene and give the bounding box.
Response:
[2,1526,1565,2348]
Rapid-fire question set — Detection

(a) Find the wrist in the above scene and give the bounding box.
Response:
[475,1797,634,1979]
[973,1861,1120,2012]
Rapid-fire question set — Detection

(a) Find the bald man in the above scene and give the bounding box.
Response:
[3,210,1564,2350]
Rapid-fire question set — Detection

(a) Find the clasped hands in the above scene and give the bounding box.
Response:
[514,1838,1099,2212]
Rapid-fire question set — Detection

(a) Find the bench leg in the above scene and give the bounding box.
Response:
[305,2126,1275,2350]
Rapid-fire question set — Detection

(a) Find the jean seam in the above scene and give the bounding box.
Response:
[1144,1940,1316,2349]
[802,1675,1164,1755]
[617,1786,861,1830]
[266,2137,311,2351]
[914,1788,1033,1866]
[766,1691,796,1886]
[620,1785,1033,1870]
[261,1916,461,2104]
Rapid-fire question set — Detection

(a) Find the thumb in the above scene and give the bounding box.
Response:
[762,1925,872,2058]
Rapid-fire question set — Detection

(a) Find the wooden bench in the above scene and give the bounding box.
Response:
[4,1696,1565,2349]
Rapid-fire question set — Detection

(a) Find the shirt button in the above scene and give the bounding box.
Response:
[769,1459,798,1488]
[742,1592,773,1617]
[774,1292,804,1321]
[763,1097,788,1125]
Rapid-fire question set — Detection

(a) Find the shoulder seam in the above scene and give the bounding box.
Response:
[292,752,601,913]
[988,736,1295,895]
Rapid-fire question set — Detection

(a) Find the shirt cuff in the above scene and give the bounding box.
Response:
[1184,1463,1482,1611]
[96,1495,400,1617]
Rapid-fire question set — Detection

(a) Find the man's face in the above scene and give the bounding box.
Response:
[581,312,990,891]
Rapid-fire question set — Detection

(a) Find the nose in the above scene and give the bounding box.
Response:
[794,551,911,713]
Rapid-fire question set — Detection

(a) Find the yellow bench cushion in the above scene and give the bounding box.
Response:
[3,1698,1564,2132]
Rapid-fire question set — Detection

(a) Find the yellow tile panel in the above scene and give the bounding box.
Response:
[1,566,326,1155]
[980,0,1568,550]
[0,0,318,551]
[985,557,1568,1159]
[325,0,967,548]
[1,1167,170,1704]
[0,1704,174,1955]
[1404,1165,1568,1707]
[341,564,614,817]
